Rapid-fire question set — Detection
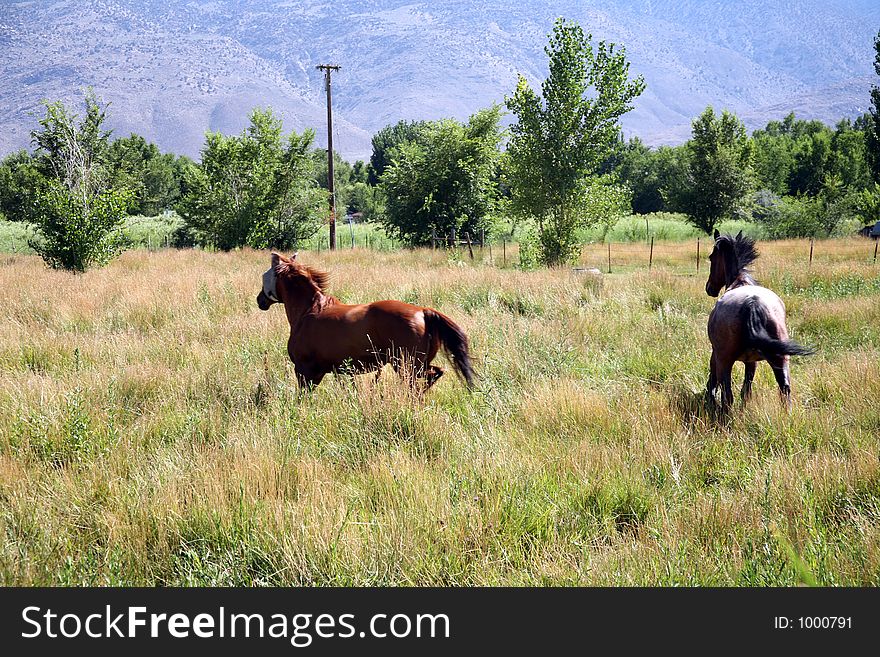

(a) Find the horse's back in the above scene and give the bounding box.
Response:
[708,285,789,361]
[294,299,431,366]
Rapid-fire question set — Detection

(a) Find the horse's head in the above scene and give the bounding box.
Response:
[257,252,286,310]
[705,229,730,297]
[706,229,757,297]
[256,252,330,311]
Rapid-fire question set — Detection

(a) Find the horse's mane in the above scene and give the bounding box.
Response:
[301,265,330,293]
[273,257,330,294]
[718,233,758,277]
[717,231,759,284]
[733,234,758,271]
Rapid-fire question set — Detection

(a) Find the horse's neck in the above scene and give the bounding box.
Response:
[284,292,332,329]
[728,271,756,290]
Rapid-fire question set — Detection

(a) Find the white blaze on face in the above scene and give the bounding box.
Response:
[262,267,279,302]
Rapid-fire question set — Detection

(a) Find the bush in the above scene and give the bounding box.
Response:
[177,108,325,251]
[757,188,861,239]
[30,182,131,272]
[28,93,133,271]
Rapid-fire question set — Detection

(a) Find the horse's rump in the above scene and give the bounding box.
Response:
[739,297,814,360]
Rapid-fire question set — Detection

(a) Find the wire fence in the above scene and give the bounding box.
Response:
[4,220,878,271]
[309,229,880,275]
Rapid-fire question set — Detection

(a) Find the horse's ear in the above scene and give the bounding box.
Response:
[713,228,720,239]
[271,252,280,267]
[736,230,743,240]
[290,252,298,261]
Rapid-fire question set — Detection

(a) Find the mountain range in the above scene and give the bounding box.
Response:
[1,0,879,161]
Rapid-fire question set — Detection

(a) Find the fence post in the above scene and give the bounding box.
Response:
[809,238,814,268]
[607,242,612,274]
[431,227,437,251]
[503,239,507,267]
[466,232,474,260]
[488,241,493,266]
[874,240,878,264]
[450,226,457,251]
[480,229,485,256]
[696,238,700,272]
[649,236,654,271]
[645,216,649,243]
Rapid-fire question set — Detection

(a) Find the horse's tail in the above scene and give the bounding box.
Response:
[423,309,475,388]
[742,298,814,358]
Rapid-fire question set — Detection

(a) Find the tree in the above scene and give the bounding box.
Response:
[107,134,186,215]
[602,137,676,214]
[504,18,645,265]
[0,150,46,223]
[380,106,503,245]
[311,148,354,219]
[866,29,880,183]
[368,120,429,185]
[751,129,794,196]
[346,181,384,221]
[828,119,870,191]
[351,160,369,184]
[28,93,131,272]
[665,107,754,234]
[177,108,325,250]
[788,129,831,196]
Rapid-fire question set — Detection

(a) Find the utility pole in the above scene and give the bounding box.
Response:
[317,64,341,250]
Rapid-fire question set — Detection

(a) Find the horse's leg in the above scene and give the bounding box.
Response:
[768,354,792,410]
[423,364,445,389]
[741,362,756,403]
[295,365,325,391]
[719,360,734,413]
[705,350,718,406]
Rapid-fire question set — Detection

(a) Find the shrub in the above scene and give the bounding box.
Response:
[30,181,131,272]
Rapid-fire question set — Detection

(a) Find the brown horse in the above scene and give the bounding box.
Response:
[705,230,813,411]
[256,252,474,390]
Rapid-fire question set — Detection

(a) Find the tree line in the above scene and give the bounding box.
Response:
[2,20,880,270]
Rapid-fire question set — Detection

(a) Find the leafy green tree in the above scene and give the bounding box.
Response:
[368,120,429,185]
[28,93,131,272]
[31,182,132,271]
[602,137,676,214]
[311,148,354,219]
[665,107,754,234]
[380,105,503,245]
[751,129,795,196]
[177,108,325,250]
[0,150,46,222]
[788,129,831,196]
[504,18,645,264]
[346,181,384,221]
[855,182,880,227]
[107,134,185,215]
[829,119,870,191]
[866,30,880,183]
[351,160,369,184]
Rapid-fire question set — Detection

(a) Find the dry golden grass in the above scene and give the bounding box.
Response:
[0,238,878,585]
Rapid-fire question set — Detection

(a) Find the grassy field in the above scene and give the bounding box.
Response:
[0,238,879,585]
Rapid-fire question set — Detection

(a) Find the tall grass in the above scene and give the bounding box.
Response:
[0,240,878,585]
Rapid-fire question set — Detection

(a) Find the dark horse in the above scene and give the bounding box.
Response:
[256,252,474,390]
[705,230,813,410]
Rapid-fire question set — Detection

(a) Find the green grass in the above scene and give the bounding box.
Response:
[0,220,35,253]
[0,240,878,585]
